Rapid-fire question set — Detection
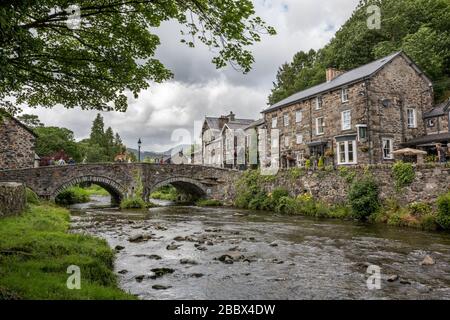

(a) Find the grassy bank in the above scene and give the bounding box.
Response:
[150,185,178,201]
[83,185,110,196]
[55,186,90,205]
[234,169,450,232]
[0,203,135,300]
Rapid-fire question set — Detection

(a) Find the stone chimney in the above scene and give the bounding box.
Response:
[326,68,344,82]
[227,111,235,121]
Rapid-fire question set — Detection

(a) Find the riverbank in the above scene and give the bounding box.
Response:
[234,169,450,232]
[0,203,135,299]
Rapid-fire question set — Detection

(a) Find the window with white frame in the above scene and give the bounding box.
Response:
[296,134,303,144]
[382,138,394,159]
[271,136,279,148]
[316,117,324,135]
[296,151,305,167]
[337,140,357,164]
[295,110,302,123]
[271,116,277,128]
[407,108,417,128]
[283,113,289,127]
[315,96,323,110]
[341,110,351,130]
[284,136,290,147]
[356,124,367,141]
[341,88,349,102]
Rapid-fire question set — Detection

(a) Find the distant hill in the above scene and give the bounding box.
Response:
[127,144,191,160]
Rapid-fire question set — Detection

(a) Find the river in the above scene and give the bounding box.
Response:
[69,195,450,300]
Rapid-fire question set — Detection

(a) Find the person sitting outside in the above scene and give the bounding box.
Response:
[68,157,75,165]
[57,158,66,165]
[436,143,447,163]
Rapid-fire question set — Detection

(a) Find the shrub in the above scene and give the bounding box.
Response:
[275,196,301,215]
[420,214,438,231]
[288,167,303,179]
[196,199,222,207]
[318,157,324,170]
[305,159,311,170]
[55,186,90,205]
[408,202,432,217]
[348,177,380,220]
[248,191,269,211]
[271,188,289,204]
[120,196,146,209]
[26,188,40,205]
[392,161,415,189]
[338,166,356,183]
[436,192,450,230]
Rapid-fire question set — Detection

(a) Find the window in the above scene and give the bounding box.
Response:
[284,136,290,147]
[316,117,324,135]
[382,138,393,160]
[341,88,349,102]
[341,110,351,130]
[271,136,279,148]
[407,108,417,128]
[296,134,303,144]
[271,116,277,128]
[283,113,289,127]
[295,110,302,123]
[315,96,323,110]
[356,124,367,141]
[337,140,357,164]
[296,152,305,167]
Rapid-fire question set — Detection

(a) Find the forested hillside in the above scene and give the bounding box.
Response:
[268,0,450,105]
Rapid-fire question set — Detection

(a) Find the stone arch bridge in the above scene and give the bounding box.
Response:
[0,164,241,204]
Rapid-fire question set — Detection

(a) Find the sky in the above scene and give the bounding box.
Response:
[23,0,360,152]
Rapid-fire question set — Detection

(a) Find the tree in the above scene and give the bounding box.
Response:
[0,0,275,114]
[89,113,105,147]
[16,114,44,128]
[34,126,82,161]
[269,0,450,104]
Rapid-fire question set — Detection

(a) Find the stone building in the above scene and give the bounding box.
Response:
[403,99,450,151]
[200,112,254,167]
[244,119,266,169]
[220,119,254,169]
[261,51,434,168]
[0,114,37,170]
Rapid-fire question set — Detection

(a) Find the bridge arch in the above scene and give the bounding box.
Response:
[147,176,208,201]
[51,175,127,203]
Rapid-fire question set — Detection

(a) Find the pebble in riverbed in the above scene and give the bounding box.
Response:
[180,258,198,265]
[152,284,172,290]
[420,255,435,266]
[166,243,183,250]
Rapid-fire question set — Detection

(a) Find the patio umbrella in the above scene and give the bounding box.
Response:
[392,148,427,155]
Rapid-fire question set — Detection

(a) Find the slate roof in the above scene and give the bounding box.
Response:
[263,52,406,114]
[423,100,450,119]
[244,118,265,130]
[225,119,255,130]
[403,132,450,147]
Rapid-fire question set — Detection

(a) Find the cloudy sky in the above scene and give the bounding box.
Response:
[24,0,360,152]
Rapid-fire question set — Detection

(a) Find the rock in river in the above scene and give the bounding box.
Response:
[152,284,172,290]
[387,275,399,282]
[115,245,125,251]
[217,251,244,263]
[128,233,152,243]
[167,243,183,250]
[420,255,435,266]
[150,268,175,278]
[180,258,198,265]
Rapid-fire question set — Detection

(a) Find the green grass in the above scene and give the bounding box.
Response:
[83,185,110,196]
[196,199,223,207]
[150,186,178,201]
[55,187,90,205]
[0,203,135,300]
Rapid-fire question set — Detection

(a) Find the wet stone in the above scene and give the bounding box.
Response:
[118,269,128,274]
[150,268,175,278]
[152,284,172,290]
[166,243,183,250]
[420,255,435,266]
[180,258,198,265]
[189,273,204,278]
[115,245,125,251]
[387,275,399,282]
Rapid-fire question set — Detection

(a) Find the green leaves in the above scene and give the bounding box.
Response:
[0,0,275,114]
[269,0,450,105]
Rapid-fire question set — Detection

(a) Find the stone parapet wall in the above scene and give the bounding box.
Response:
[0,182,26,217]
[259,164,450,206]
